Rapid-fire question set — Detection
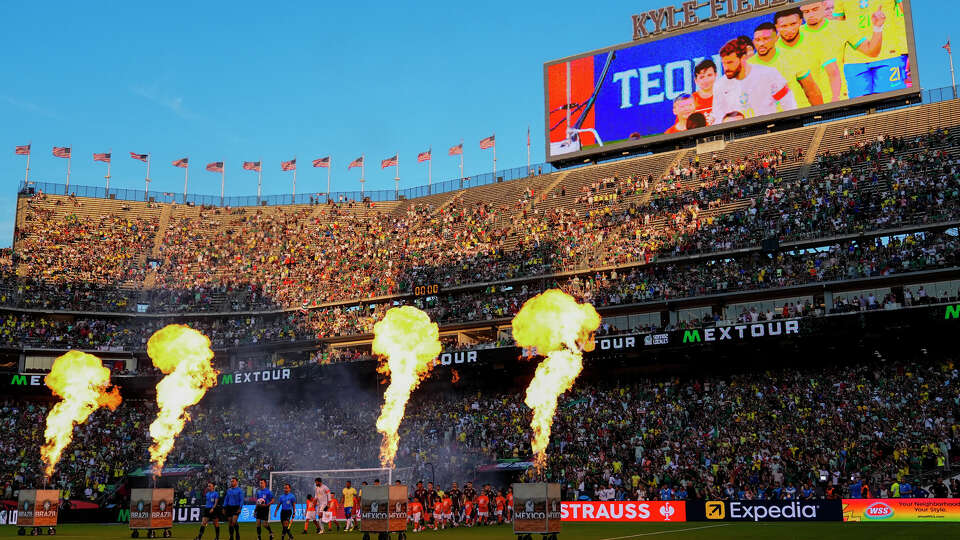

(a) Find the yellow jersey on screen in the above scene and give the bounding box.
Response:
[834,0,908,63]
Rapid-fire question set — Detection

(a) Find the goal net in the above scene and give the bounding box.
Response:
[269,468,412,514]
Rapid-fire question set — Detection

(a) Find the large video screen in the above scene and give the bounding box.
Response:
[545,0,917,161]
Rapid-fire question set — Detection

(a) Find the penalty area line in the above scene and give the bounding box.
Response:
[599,523,734,540]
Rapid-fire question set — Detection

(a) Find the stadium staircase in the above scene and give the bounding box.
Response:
[797,124,827,180]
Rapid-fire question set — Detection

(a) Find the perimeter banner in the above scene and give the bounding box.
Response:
[561,501,684,522]
[842,499,960,522]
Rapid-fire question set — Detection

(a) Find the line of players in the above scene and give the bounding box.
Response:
[195,477,358,540]
[408,481,513,532]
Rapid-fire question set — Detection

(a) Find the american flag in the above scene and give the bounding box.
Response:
[206,161,224,173]
[448,143,463,156]
[480,135,495,149]
[15,144,30,155]
[172,157,189,168]
[417,150,432,162]
[313,157,330,168]
[242,161,262,172]
[130,152,148,162]
[946,40,953,54]
[381,154,398,169]
[52,146,71,158]
[93,153,111,163]
[348,156,364,169]
[281,159,297,171]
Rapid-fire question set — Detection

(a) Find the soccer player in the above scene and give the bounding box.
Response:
[254,479,274,540]
[447,482,462,527]
[223,477,245,540]
[829,0,900,98]
[197,482,222,540]
[749,23,815,108]
[342,480,358,531]
[800,1,881,101]
[425,481,438,510]
[476,490,490,526]
[495,491,506,524]
[664,94,696,134]
[772,9,827,107]
[441,492,453,530]
[324,496,340,533]
[313,478,331,526]
[712,38,797,122]
[303,495,320,534]
[693,59,717,124]
[272,484,296,540]
[409,497,424,533]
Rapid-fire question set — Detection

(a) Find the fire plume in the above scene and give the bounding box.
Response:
[512,289,600,469]
[41,351,122,477]
[372,306,441,468]
[147,325,218,476]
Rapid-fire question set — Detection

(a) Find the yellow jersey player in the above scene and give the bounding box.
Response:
[749,17,823,108]
[832,0,909,97]
[342,481,358,531]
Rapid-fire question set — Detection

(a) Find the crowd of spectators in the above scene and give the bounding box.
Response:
[2,354,957,505]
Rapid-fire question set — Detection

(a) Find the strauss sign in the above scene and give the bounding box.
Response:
[632,0,791,40]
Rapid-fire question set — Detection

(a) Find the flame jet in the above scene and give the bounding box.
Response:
[512,289,600,470]
[147,325,218,476]
[41,351,122,477]
[372,306,442,468]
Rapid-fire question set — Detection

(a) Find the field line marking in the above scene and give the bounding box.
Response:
[599,523,734,540]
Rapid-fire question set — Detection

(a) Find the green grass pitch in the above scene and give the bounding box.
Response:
[3,522,960,539]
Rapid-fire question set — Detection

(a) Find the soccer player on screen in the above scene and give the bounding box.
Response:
[223,478,244,540]
[693,59,717,124]
[770,9,825,106]
[712,38,797,122]
[196,482,222,540]
[832,0,904,97]
[342,480,358,531]
[664,94,696,134]
[750,22,820,109]
[272,484,296,540]
[254,479,274,540]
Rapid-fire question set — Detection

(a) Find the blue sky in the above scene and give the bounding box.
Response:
[2,0,956,248]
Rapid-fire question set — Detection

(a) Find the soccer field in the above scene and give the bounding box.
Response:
[3,522,960,539]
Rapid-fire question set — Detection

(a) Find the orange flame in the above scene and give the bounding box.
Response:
[372,306,441,468]
[511,289,600,469]
[451,369,461,384]
[41,351,122,477]
[147,325,218,476]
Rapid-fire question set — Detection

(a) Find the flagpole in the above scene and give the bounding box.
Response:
[24,143,30,185]
[66,148,71,193]
[948,37,958,100]
[360,154,365,199]
[493,131,497,179]
[459,139,464,189]
[257,158,263,204]
[105,148,112,194]
[293,158,297,203]
[327,158,331,201]
[221,163,225,206]
[428,150,432,194]
[145,154,151,200]
[183,162,189,203]
[395,152,400,200]
[527,126,531,174]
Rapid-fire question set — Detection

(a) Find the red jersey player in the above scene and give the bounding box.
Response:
[476,493,490,525]
[463,498,474,527]
[432,498,444,530]
[495,492,506,524]
[506,487,514,523]
[441,494,453,529]
[409,498,423,532]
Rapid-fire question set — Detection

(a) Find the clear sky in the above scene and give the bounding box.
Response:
[2,0,957,247]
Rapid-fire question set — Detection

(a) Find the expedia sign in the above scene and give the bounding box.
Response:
[690,500,842,522]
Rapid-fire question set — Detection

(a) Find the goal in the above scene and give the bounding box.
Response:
[268,467,412,512]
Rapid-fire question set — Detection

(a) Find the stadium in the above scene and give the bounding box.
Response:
[3,0,960,538]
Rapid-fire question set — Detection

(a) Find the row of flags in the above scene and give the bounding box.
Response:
[13,135,496,171]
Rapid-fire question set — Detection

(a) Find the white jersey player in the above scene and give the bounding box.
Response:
[712,37,797,122]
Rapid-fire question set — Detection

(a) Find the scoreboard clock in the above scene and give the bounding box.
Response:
[412,284,440,297]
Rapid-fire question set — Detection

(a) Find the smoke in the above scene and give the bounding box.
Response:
[372,306,442,468]
[41,351,122,477]
[147,324,218,476]
[511,289,600,469]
